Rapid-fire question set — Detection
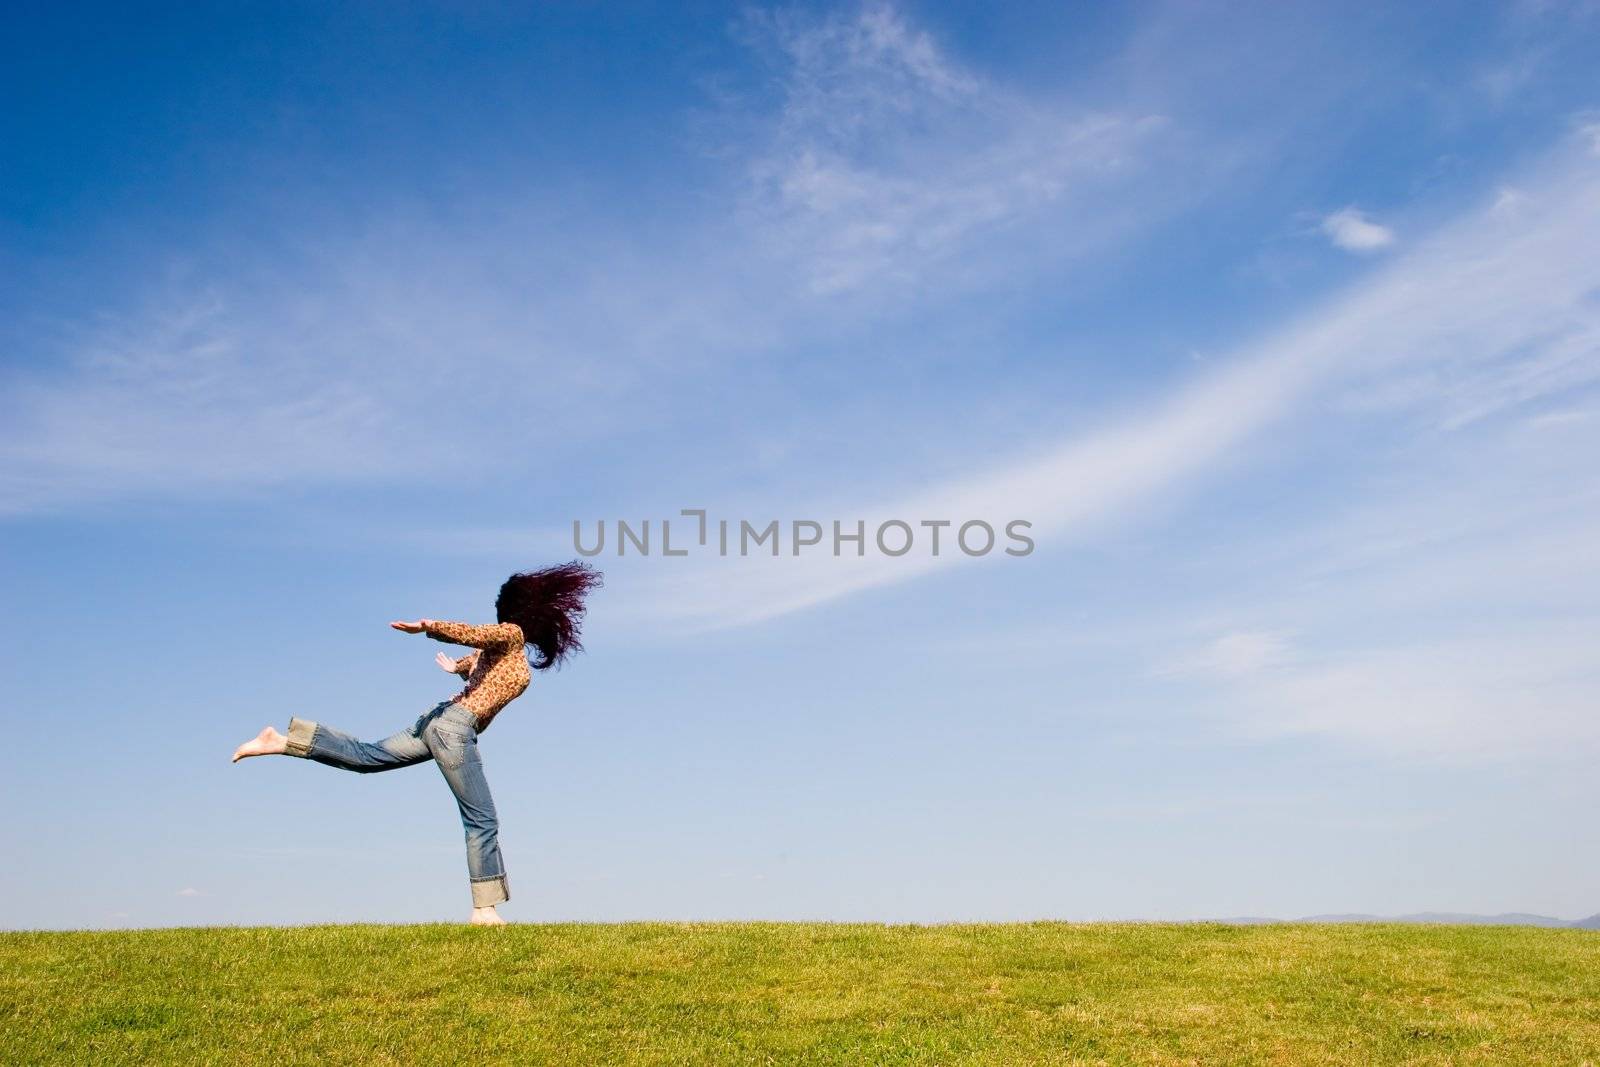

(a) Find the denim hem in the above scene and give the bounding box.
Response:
[471,875,509,907]
[284,716,318,758]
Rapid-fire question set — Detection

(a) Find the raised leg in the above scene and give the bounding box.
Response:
[282,715,432,773]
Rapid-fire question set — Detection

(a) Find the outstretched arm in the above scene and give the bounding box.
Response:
[391,618,522,650]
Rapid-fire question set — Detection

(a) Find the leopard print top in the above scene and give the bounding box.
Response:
[422,619,530,731]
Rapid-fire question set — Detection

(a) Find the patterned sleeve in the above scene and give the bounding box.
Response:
[451,651,481,677]
[423,619,523,650]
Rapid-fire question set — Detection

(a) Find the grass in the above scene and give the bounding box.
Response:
[2,922,1597,1064]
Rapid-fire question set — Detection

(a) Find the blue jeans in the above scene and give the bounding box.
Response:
[284,700,509,907]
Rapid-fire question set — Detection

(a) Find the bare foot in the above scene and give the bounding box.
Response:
[469,906,507,926]
[232,726,288,763]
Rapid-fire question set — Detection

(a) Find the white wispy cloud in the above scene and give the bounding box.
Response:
[1491,186,1528,214]
[0,208,771,515]
[1143,381,1600,761]
[1261,634,1599,760]
[3,293,397,513]
[1319,207,1396,252]
[630,135,1600,629]
[736,5,1171,296]
[0,5,1163,518]
[1167,624,1600,763]
[0,4,1205,518]
[1159,631,1290,679]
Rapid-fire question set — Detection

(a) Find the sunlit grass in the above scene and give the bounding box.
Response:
[3,922,1597,1064]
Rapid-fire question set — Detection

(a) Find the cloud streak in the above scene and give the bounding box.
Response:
[631,136,1600,629]
[0,5,1177,518]
[0,206,771,516]
[736,5,1171,296]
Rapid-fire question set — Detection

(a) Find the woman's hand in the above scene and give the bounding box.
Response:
[435,652,458,673]
[390,619,430,633]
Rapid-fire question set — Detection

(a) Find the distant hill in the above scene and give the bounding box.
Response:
[1217,912,1597,928]
[1307,913,1576,927]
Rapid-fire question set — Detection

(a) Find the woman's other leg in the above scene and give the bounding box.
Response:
[283,711,434,773]
[421,713,509,909]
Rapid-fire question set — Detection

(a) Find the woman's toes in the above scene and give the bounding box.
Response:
[232,727,284,762]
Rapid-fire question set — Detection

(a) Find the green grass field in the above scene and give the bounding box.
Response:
[3,922,1597,1064]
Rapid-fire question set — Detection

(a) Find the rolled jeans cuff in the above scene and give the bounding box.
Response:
[471,875,509,908]
[284,716,318,758]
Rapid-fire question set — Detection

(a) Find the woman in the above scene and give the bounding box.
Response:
[231,561,601,926]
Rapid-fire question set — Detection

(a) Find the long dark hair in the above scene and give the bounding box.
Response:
[495,561,603,670]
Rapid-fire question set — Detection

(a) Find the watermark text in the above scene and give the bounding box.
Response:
[573,510,1034,558]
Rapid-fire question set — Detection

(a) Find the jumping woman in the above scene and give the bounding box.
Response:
[231,561,602,926]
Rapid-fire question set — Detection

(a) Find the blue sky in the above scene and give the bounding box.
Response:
[3,1,1599,928]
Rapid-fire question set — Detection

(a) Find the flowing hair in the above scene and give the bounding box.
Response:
[495,561,604,670]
